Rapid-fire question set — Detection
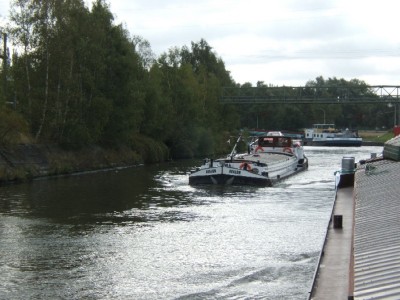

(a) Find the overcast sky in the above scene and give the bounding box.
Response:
[1,0,400,86]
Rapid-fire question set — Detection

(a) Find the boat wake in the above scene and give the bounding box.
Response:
[175,261,316,300]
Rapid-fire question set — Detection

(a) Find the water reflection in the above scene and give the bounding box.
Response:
[1,163,200,223]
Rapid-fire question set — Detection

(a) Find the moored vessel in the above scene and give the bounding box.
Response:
[304,124,362,147]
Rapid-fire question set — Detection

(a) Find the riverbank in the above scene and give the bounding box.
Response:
[0,130,391,184]
[358,130,393,145]
[0,143,165,184]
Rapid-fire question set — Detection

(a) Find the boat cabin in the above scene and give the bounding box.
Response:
[312,124,337,133]
[257,136,292,148]
[304,124,337,140]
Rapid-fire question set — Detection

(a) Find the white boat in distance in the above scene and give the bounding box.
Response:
[189,133,308,186]
[304,124,362,147]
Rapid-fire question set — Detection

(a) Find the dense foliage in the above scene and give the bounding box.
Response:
[0,0,396,160]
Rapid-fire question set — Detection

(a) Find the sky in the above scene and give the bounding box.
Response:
[1,0,400,86]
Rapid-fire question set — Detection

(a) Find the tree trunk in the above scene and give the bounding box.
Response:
[35,47,49,141]
[60,55,74,140]
[24,54,32,119]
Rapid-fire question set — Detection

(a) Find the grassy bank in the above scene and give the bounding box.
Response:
[0,139,170,184]
[358,130,394,143]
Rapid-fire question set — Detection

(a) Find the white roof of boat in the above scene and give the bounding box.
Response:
[266,131,283,136]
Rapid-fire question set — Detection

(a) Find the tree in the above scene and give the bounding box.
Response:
[9,0,37,120]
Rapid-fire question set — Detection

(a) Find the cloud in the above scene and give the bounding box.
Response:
[2,0,400,86]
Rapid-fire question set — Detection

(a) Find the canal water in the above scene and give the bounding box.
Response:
[0,146,382,299]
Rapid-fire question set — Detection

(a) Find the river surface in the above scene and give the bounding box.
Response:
[0,146,382,299]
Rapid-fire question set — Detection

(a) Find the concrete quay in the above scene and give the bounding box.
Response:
[309,175,355,300]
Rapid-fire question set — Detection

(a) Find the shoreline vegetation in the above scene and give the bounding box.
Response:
[0,130,392,185]
[0,132,170,185]
[0,140,169,185]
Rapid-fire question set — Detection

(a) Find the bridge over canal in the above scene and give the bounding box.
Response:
[221,85,400,104]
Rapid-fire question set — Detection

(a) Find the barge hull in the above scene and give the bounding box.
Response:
[189,162,308,187]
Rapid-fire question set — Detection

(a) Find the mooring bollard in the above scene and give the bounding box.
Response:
[333,214,343,229]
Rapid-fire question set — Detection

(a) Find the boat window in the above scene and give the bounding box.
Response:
[258,136,291,147]
[259,137,273,147]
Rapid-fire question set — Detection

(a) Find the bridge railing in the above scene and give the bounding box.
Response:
[221,85,400,104]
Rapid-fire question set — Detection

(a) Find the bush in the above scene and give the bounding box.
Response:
[129,134,169,163]
[0,108,31,144]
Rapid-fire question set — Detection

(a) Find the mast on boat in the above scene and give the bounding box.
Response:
[229,135,242,159]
